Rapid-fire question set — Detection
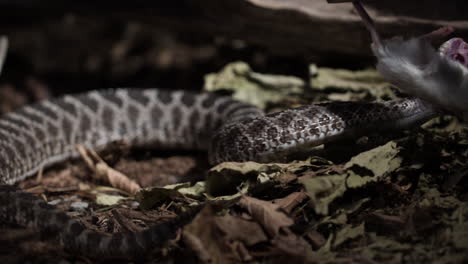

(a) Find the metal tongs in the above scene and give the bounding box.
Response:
[0,36,7,76]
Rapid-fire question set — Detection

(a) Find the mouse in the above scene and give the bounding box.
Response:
[353,1,468,121]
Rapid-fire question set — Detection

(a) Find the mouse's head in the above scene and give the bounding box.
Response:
[439,38,468,68]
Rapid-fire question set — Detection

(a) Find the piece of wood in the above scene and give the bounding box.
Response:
[0,0,467,73]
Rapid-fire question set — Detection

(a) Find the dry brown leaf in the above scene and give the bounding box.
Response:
[238,196,294,237]
[270,229,317,263]
[215,215,268,246]
[365,212,406,234]
[76,144,141,194]
[183,232,212,263]
[230,241,253,262]
[272,191,309,213]
[305,230,326,249]
[184,209,268,262]
[183,206,241,264]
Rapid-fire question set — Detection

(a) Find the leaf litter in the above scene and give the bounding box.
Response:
[5,61,468,263]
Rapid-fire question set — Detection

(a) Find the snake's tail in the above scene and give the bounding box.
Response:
[0,185,201,260]
[352,1,382,48]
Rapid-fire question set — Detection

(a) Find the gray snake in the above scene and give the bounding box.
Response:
[0,88,437,259]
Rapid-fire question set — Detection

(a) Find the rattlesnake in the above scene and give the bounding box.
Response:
[0,88,438,259]
[1,5,466,260]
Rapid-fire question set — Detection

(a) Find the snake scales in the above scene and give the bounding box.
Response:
[0,87,437,258]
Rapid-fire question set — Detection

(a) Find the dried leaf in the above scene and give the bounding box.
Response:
[300,174,347,215]
[204,61,305,109]
[183,232,213,263]
[365,213,406,234]
[452,222,468,250]
[311,66,396,101]
[215,215,268,246]
[164,181,206,198]
[419,188,461,209]
[76,144,141,194]
[238,196,294,237]
[359,234,413,261]
[272,192,309,213]
[306,230,326,249]
[183,206,242,264]
[135,186,184,210]
[344,141,402,180]
[270,229,316,263]
[95,193,126,206]
[301,141,402,215]
[345,171,377,189]
[207,159,323,196]
[332,223,365,248]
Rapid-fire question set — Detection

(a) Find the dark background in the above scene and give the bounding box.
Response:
[0,0,466,104]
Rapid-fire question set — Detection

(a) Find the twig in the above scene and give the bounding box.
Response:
[76,144,141,195]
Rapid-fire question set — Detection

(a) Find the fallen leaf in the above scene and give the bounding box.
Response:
[301,142,402,215]
[359,234,413,261]
[332,223,365,249]
[206,161,272,195]
[95,193,126,206]
[311,66,396,101]
[215,215,268,246]
[270,229,317,263]
[207,159,324,196]
[306,230,326,249]
[134,186,184,210]
[183,206,244,264]
[300,174,347,215]
[204,61,305,109]
[419,188,461,209]
[165,181,206,198]
[344,141,402,180]
[76,144,141,194]
[272,192,309,213]
[452,222,468,250]
[238,196,294,237]
[365,212,406,234]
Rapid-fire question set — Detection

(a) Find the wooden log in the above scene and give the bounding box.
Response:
[0,0,466,73]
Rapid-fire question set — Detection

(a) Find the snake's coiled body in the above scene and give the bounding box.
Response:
[0,89,261,185]
[0,88,437,258]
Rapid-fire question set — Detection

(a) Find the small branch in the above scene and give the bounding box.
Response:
[76,144,141,195]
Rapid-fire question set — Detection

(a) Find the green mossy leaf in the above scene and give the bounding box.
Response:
[311,67,396,101]
[95,193,126,206]
[345,141,401,179]
[204,61,305,109]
